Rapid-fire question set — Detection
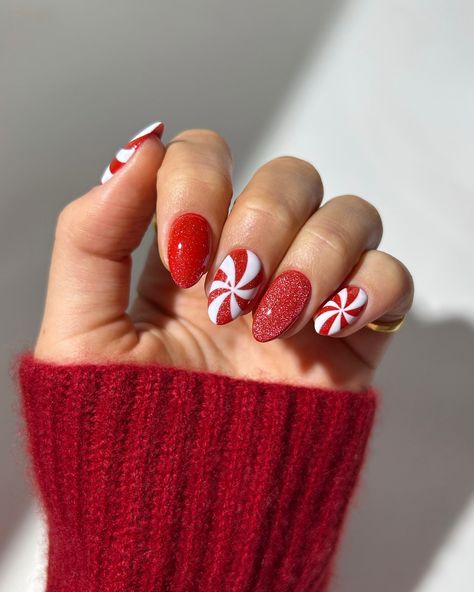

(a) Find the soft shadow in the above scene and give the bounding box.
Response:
[0,362,31,556]
[334,315,474,592]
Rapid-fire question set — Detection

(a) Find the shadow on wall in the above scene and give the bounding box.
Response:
[336,315,474,592]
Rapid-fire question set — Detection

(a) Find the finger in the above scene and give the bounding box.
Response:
[313,249,413,337]
[154,129,233,289]
[252,195,382,342]
[37,124,165,351]
[205,156,323,325]
[320,250,414,369]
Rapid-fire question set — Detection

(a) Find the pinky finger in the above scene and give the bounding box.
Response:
[313,250,414,338]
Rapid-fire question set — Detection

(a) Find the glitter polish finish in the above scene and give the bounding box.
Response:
[314,286,368,336]
[101,121,164,184]
[168,213,212,288]
[208,249,263,325]
[252,270,312,342]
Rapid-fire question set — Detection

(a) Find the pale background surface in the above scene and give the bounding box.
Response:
[1,0,473,590]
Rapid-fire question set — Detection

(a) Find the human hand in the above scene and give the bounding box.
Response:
[35,124,413,391]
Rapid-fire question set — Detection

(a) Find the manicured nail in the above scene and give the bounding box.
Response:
[314,286,368,336]
[208,249,263,325]
[168,213,212,288]
[252,270,311,342]
[100,121,164,184]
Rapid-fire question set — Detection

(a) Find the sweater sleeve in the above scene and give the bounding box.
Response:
[17,354,376,592]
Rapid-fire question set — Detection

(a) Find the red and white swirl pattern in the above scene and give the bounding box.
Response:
[314,286,368,336]
[208,249,263,325]
[101,121,164,184]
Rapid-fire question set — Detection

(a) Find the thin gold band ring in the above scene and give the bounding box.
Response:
[365,316,406,333]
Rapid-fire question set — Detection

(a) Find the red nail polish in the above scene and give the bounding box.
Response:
[168,213,212,288]
[207,249,263,325]
[101,121,164,184]
[252,270,312,342]
[314,286,368,336]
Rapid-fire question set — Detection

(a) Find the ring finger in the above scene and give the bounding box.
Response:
[252,195,383,341]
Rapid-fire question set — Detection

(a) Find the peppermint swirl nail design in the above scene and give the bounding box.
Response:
[208,249,263,325]
[101,121,164,184]
[314,286,368,336]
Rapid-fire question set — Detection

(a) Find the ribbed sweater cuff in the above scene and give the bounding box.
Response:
[18,354,376,592]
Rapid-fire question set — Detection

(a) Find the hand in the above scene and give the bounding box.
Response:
[35,125,414,391]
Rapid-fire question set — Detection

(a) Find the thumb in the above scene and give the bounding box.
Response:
[36,123,165,360]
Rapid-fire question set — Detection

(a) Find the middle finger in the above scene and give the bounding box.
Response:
[205,156,323,325]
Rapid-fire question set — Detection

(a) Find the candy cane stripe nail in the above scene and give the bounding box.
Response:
[208,249,263,325]
[314,286,368,336]
[100,121,164,184]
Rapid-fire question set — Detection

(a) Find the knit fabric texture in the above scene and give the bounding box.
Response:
[18,355,377,592]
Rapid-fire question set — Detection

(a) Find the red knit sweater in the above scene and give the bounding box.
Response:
[18,355,376,592]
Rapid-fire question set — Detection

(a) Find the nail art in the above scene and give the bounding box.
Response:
[208,249,263,325]
[100,121,164,184]
[252,270,311,342]
[168,213,212,288]
[314,286,368,336]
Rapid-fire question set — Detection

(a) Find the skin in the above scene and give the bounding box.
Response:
[35,129,414,392]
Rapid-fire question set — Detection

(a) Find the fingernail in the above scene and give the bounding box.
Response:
[252,270,311,342]
[168,213,212,288]
[208,249,263,325]
[100,121,164,184]
[314,286,368,336]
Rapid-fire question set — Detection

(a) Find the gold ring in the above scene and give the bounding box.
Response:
[366,316,406,333]
[151,214,157,232]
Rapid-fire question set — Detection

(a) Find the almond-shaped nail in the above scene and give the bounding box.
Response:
[101,121,164,184]
[252,270,311,342]
[208,249,263,325]
[314,286,368,336]
[168,213,212,288]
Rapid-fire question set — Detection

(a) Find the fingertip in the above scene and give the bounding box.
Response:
[100,121,165,186]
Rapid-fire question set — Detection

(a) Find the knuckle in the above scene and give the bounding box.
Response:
[173,128,232,155]
[55,195,99,250]
[270,155,322,185]
[338,194,379,218]
[333,194,383,238]
[337,194,369,210]
[241,192,300,228]
[56,200,80,239]
[197,128,229,146]
[378,252,415,300]
[306,221,353,260]
[168,166,233,199]
[393,257,414,296]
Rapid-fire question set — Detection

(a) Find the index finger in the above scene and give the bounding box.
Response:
[155,129,234,288]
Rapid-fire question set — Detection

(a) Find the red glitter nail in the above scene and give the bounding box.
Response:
[252,270,312,342]
[168,213,212,288]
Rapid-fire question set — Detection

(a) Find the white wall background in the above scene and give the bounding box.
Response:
[1,0,473,590]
